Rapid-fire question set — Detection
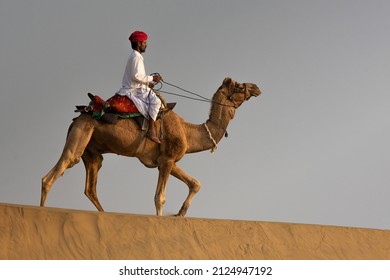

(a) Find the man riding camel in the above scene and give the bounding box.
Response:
[116,30,163,144]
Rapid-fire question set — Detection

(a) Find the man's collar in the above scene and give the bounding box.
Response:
[132,49,143,56]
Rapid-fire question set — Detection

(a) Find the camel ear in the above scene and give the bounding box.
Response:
[223,77,232,86]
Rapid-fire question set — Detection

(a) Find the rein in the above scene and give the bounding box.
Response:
[153,77,246,108]
[159,80,214,103]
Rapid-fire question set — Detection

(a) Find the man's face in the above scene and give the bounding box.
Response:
[138,40,147,53]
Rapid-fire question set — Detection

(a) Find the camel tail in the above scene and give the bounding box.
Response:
[40,115,96,207]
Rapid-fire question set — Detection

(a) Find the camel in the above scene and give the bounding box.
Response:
[40,77,261,216]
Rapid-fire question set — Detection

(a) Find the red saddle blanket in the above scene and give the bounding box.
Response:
[91,94,139,114]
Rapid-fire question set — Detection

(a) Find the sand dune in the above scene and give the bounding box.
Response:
[0,203,389,259]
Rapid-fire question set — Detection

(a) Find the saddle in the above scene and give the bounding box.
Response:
[75,93,176,129]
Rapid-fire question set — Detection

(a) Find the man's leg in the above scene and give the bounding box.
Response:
[145,117,161,144]
[144,90,162,144]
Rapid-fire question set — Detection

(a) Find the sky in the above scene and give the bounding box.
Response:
[1,0,390,230]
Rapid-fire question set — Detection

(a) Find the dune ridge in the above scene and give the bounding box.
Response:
[0,203,389,259]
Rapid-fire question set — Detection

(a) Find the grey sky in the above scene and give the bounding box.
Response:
[1,0,389,229]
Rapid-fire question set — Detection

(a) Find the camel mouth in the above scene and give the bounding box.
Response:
[251,87,261,97]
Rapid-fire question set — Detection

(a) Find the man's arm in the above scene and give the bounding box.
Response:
[131,55,154,85]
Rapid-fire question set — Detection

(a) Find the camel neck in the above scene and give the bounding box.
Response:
[207,91,235,139]
[184,89,236,154]
[200,93,236,152]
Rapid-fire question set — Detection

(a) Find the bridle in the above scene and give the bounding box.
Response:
[230,82,250,108]
[204,82,251,153]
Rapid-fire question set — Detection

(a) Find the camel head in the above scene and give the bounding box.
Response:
[220,77,261,108]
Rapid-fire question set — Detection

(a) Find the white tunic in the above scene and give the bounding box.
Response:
[117,50,161,120]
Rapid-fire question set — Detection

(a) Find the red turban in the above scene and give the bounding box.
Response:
[129,31,148,42]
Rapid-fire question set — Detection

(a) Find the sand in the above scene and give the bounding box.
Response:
[0,203,389,260]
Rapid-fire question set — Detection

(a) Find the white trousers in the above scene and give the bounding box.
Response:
[120,88,161,121]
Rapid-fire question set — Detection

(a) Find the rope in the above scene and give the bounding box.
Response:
[204,123,218,153]
[161,80,212,102]
[159,89,214,103]
[150,74,235,107]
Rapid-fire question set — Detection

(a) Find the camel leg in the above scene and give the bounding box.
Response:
[170,165,201,217]
[40,123,94,207]
[155,159,174,216]
[82,151,104,211]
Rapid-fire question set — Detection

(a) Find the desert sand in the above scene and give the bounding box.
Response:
[0,203,389,260]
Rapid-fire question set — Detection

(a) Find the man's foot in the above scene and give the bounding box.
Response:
[145,131,161,144]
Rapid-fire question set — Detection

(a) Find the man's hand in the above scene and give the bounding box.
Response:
[153,75,163,83]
